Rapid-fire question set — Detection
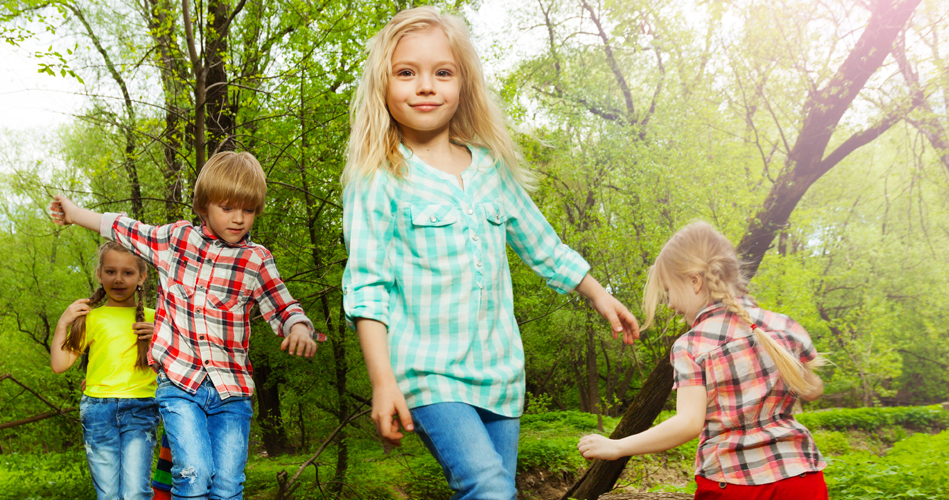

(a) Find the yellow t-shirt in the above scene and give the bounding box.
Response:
[81,306,157,398]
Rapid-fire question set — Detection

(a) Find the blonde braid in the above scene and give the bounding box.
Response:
[705,263,816,396]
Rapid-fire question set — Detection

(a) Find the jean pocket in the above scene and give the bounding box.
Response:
[156,370,172,387]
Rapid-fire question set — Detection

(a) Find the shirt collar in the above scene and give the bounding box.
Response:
[691,295,756,328]
[398,143,483,183]
[198,223,252,247]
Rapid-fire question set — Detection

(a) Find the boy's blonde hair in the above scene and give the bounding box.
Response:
[643,221,823,396]
[342,6,535,189]
[194,151,267,216]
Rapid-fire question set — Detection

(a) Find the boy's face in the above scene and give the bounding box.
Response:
[203,201,256,245]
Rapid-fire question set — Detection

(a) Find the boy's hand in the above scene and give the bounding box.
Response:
[371,380,414,447]
[591,294,641,345]
[577,434,623,461]
[58,299,91,327]
[49,195,78,226]
[280,326,318,357]
[133,322,155,341]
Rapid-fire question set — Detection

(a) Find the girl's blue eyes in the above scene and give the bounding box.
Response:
[395,70,453,77]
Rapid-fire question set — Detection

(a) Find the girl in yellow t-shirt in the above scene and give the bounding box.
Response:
[51,241,159,500]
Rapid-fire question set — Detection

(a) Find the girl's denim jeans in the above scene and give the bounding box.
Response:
[410,402,520,500]
[79,395,160,500]
[156,371,252,500]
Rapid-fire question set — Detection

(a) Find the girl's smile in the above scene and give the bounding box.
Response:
[386,27,460,142]
[97,249,146,307]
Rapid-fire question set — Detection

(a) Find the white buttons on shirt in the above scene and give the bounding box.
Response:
[476,261,483,267]
[466,208,474,215]
[472,234,479,241]
[430,215,438,223]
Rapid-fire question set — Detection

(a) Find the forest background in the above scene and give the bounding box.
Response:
[1,0,948,498]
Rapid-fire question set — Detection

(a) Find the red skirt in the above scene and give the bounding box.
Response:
[695,471,828,500]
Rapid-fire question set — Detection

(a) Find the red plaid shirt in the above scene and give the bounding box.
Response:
[671,297,826,485]
[101,213,325,399]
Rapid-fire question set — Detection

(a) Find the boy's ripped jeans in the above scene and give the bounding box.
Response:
[156,371,252,499]
[80,395,160,500]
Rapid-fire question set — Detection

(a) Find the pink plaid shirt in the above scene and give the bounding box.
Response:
[671,297,826,485]
[101,213,325,399]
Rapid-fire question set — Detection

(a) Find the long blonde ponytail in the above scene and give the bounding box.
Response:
[643,221,822,396]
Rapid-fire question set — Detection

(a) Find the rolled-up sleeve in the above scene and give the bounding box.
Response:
[253,250,321,340]
[499,168,590,294]
[342,173,396,329]
[671,342,705,390]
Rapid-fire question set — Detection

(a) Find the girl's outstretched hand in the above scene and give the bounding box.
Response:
[577,433,623,461]
[371,381,414,447]
[591,294,640,345]
[58,299,91,327]
[133,322,155,341]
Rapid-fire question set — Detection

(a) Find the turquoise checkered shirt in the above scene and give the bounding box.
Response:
[342,145,590,417]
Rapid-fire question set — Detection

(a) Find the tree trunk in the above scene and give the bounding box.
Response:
[203,0,235,158]
[253,362,292,456]
[144,0,187,222]
[561,352,675,500]
[737,0,922,276]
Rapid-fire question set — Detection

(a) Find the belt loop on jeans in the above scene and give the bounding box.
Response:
[719,482,726,489]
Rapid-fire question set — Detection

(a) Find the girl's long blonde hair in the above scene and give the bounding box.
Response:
[643,222,823,396]
[61,242,150,369]
[342,6,535,189]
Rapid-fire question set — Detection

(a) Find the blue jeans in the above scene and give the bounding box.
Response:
[410,403,520,500]
[156,372,253,500]
[80,395,160,500]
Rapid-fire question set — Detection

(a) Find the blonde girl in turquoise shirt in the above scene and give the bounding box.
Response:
[342,7,640,499]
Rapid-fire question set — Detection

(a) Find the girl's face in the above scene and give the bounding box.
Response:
[666,274,708,326]
[96,250,145,307]
[386,27,460,143]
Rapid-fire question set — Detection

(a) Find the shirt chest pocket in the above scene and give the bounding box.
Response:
[478,201,508,251]
[206,283,251,312]
[407,204,462,261]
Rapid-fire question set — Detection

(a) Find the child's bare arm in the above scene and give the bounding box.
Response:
[575,274,641,345]
[49,196,102,233]
[578,385,706,460]
[357,318,413,446]
[50,299,90,373]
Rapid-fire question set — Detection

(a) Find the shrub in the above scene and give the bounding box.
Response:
[796,405,949,432]
[0,450,95,500]
[810,430,852,456]
[825,429,949,499]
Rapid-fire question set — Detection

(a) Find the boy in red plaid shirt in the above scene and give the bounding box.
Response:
[578,222,828,500]
[51,151,324,499]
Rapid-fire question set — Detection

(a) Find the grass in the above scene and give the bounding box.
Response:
[2,405,947,500]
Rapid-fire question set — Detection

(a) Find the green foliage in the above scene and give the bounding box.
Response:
[810,430,852,456]
[0,450,94,500]
[524,391,553,415]
[825,430,949,500]
[796,405,949,433]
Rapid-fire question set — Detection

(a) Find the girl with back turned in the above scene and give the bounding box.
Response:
[342,7,640,498]
[578,222,828,499]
